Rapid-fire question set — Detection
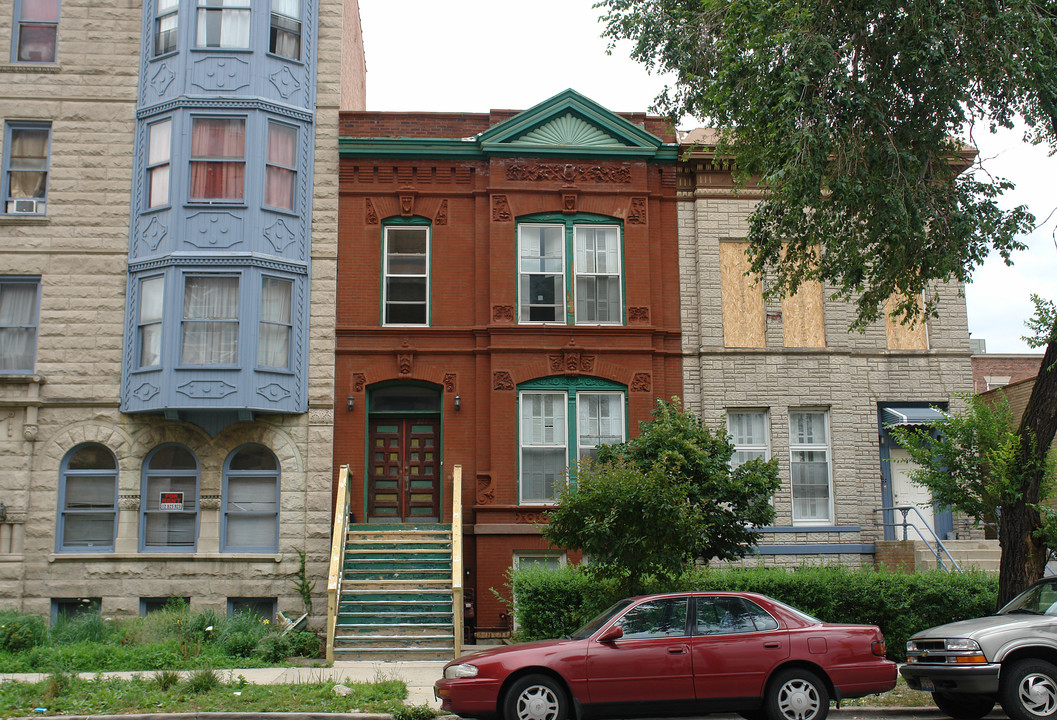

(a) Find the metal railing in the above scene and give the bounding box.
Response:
[451,464,464,659]
[874,505,961,572]
[325,464,352,663]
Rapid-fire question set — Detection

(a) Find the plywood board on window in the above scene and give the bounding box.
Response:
[885,294,929,350]
[719,241,765,348]
[782,279,826,348]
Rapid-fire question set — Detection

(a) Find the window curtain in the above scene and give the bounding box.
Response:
[139,277,164,367]
[270,0,300,59]
[196,0,250,48]
[189,118,244,201]
[578,393,622,458]
[181,276,239,364]
[264,124,296,210]
[16,0,59,62]
[0,284,37,370]
[8,128,49,199]
[520,393,566,502]
[258,278,291,367]
[147,121,171,208]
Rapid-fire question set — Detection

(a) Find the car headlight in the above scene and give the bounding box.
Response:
[444,663,479,679]
[945,639,981,652]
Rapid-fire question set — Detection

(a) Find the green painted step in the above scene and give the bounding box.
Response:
[348,523,451,531]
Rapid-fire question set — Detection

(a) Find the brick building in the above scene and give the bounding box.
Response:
[336,90,683,632]
[0,0,363,619]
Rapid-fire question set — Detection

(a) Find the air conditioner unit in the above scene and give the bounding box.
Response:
[7,199,43,214]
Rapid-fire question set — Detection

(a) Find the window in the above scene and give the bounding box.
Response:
[141,596,189,614]
[141,444,199,550]
[154,0,178,56]
[727,411,769,469]
[258,277,291,368]
[0,278,39,372]
[137,276,164,368]
[190,117,245,202]
[789,410,832,524]
[13,0,59,63]
[719,241,765,348]
[616,597,689,639]
[383,223,429,325]
[264,121,296,211]
[514,551,566,571]
[696,596,778,635]
[517,217,623,325]
[196,0,250,49]
[228,597,276,619]
[57,444,117,552]
[52,598,100,623]
[269,0,300,60]
[3,122,50,215]
[181,275,239,365]
[147,119,171,209]
[222,445,280,552]
[518,380,626,504]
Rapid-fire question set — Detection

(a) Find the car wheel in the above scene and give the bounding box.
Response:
[933,691,996,719]
[764,668,829,720]
[1001,659,1057,720]
[503,673,569,720]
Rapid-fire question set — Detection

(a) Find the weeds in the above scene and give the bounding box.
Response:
[152,670,181,690]
[185,668,220,694]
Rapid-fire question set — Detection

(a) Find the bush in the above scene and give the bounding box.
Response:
[286,630,321,658]
[509,564,999,659]
[0,612,46,652]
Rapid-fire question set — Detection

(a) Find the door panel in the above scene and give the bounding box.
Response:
[691,596,789,700]
[367,418,439,522]
[889,448,935,537]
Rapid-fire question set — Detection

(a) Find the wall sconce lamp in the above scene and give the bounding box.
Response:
[454,395,461,412]
[346,396,355,412]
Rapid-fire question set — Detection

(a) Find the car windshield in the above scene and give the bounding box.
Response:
[999,580,1057,616]
[570,599,635,640]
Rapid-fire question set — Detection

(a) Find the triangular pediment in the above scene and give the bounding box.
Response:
[478,89,670,158]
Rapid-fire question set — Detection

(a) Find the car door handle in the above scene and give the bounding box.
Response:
[668,646,687,654]
[764,642,781,648]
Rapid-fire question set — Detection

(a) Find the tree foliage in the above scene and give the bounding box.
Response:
[545,399,780,595]
[597,0,1053,328]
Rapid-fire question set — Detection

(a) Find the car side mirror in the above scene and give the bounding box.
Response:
[597,625,623,643]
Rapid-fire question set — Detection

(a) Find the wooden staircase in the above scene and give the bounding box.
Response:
[331,523,455,661]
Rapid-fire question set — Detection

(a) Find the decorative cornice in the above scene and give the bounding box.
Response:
[127,255,308,275]
[137,97,313,124]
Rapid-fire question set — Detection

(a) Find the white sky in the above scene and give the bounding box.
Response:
[357,0,1057,354]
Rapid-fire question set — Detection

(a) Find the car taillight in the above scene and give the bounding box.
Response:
[872,639,886,656]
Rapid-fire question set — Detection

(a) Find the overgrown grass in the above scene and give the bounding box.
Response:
[0,672,419,717]
[0,602,323,673]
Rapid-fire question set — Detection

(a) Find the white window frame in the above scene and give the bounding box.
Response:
[789,409,833,525]
[727,410,770,469]
[517,223,566,324]
[575,391,625,461]
[3,121,51,215]
[154,0,178,56]
[573,224,622,325]
[195,0,250,49]
[518,391,568,505]
[146,118,171,209]
[382,224,430,326]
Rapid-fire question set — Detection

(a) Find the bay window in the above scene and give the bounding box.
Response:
[181,275,239,365]
[258,276,291,368]
[154,0,178,56]
[138,276,164,368]
[789,409,832,524]
[195,0,250,49]
[269,0,301,60]
[264,121,297,211]
[147,119,171,209]
[190,117,245,202]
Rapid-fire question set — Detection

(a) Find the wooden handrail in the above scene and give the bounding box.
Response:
[325,464,352,663]
[452,464,464,659]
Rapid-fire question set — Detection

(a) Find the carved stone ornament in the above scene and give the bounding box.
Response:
[506,163,632,184]
[628,306,650,324]
[476,473,496,505]
[562,193,577,214]
[118,495,140,511]
[492,305,514,323]
[435,199,448,226]
[631,372,652,392]
[443,373,457,393]
[628,197,648,224]
[365,198,378,224]
[493,371,515,391]
[492,195,512,222]
[399,194,415,217]
[397,338,414,376]
[200,496,222,510]
[548,348,596,376]
[352,373,367,392]
[515,510,550,524]
[22,424,38,442]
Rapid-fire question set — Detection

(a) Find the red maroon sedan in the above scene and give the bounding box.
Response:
[435,591,896,720]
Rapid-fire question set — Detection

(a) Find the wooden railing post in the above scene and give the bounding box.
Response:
[326,465,352,663]
[452,464,464,659]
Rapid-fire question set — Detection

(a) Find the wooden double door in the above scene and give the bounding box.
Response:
[367,418,440,522]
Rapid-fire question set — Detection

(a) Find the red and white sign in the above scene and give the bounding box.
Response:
[159,492,184,511]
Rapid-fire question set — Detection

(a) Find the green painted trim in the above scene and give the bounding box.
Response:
[338,136,678,161]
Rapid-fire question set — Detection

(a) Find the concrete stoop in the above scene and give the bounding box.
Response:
[912,539,1000,572]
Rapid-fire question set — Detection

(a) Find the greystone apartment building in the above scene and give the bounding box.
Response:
[0,0,363,620]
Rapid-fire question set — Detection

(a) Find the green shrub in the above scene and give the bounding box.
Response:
[51,608,117,645]
[510,564,999,659]
[286,630,320,658]
[184,668,220,694]
[257,635,287,663]
[152,669,181,690]
[393,704,438,720]
[222,631,258,658]
[0,612,46,651]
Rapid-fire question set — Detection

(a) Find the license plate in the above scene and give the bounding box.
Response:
[919,678,935,692]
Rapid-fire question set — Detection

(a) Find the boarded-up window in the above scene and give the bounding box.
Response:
[885,294,928,350]
[720,241,765,348]
[782,281,825,348]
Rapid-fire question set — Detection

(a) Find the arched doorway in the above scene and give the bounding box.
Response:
[366,383,442,522]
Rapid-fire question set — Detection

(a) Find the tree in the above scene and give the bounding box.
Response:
[545,399,780,595]
[891,394,1057,606]
[597,0,1057,601]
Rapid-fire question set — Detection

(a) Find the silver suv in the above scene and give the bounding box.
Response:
[902,577,1057,720]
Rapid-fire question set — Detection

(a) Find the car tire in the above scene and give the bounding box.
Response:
[1001,659,1057,720]
[503,673,569,720]
[933,691,996,719]
[763,668,829,720]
